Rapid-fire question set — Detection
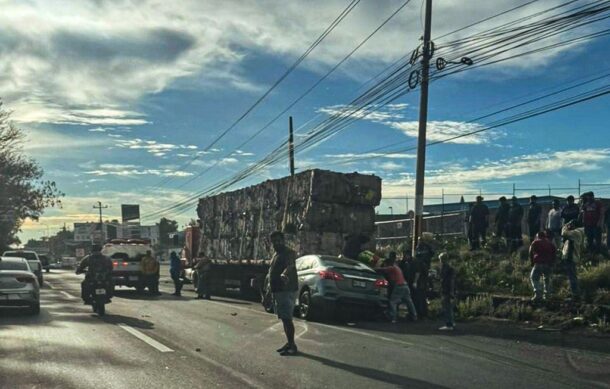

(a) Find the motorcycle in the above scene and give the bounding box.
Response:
[76,270,111,316]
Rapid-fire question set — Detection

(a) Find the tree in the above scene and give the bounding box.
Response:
[0,101,63,251]
[157,217,178,247]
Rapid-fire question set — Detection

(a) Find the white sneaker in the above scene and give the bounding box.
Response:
[438,326,454,331]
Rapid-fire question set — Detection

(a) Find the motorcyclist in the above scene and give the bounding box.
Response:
[76,244,114,304]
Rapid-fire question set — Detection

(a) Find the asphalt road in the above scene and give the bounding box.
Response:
[1,268,609,389]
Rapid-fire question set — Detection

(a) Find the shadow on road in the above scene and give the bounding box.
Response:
[100,313,155,329]
[298,352,450,388]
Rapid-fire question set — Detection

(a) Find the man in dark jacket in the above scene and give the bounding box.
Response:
[169,252,182,296]
[413,236,434,318]
[495,196,510,238]
[507,196,524,252]
[581,192,604,253]
[469,196,489,250]
[529,232,556,301]
[268,231,298,356]
[527,195,542,241]
[195,253,212,300]
[561,195,580,225]
[77,245,113,303]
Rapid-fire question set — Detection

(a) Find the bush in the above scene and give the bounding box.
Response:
[579,263,610,302]
[457,295,492,320]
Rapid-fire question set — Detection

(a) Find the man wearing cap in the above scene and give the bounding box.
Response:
[581,192,604,253]
[546,199,563,248]
[561,195,579,225]
[527,195,542,241]
[469,196,489,250]
[495,196,510,239]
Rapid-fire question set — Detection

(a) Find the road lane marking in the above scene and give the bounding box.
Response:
[204,299,413,347]
[118,324,174,353]
[60,291,77,300]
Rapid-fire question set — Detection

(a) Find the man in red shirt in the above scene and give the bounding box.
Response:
[377,252,417,323]
[529,231,556,302]
[580,191,604,254]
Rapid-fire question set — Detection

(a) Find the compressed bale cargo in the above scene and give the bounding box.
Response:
[196,169,381,262]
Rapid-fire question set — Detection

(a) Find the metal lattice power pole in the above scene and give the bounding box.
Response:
[412,0,433,256]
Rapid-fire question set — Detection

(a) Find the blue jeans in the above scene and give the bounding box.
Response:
[273,291,297,320]
[441,295,454,327]
[388,284,417,321]
[530,264,552,299]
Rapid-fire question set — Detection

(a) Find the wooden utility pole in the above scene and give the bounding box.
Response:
[93,201,108,243]
[289,116,295,176]
[412,0,433,256]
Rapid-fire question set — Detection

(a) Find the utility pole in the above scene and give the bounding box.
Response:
[412,0,433,257]
[93,201,108,244]
[289,116,295,176]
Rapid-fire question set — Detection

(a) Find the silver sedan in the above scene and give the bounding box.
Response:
[0,256,41,315]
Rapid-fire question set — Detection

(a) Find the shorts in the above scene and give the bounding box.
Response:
[272,291,297,320]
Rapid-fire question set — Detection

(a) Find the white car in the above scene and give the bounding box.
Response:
[3,250,43,287]
[0,256,41,315]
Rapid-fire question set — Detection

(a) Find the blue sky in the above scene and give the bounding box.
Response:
[2,0,609,240]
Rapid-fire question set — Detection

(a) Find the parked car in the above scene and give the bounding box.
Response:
[3,250,44,287]
[39,254,51,273]
[0,256,41,314]
[261,255,388,321]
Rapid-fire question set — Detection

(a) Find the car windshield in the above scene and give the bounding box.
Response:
[4,251,38,261]
[319,256,376,273]
[0,260,29,271]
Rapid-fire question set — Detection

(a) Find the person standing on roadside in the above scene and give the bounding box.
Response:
[529,232,556,302]
[527,195,542,241]
[376,252,417,323]
[495,196,510,239]
[561,220,585,300]
[141,250,160,295]
[469,196,489,250]
[546,199,563,248]
[169,251,183,296]
[561,195,580,225]
[581,191,604,253]
[413,234,434,318]
[195,253,212,300]
[268,231,298,356]
[507,196,524,252]
[438,252,456,331]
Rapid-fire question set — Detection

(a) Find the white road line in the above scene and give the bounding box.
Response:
[205,299,413,347]
[118,324,174,353]
[60,291,77,300]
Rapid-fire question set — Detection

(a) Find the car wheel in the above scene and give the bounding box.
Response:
[135,286,145,294]
[298,289,319,321]
[30,302,40,315]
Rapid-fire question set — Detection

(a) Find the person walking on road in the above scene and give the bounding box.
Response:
[495,196,510,239]
[195,253,212,300]
[268,231,298,356]
[141,250,160,295]
[547,199,563,248]
[507,196,524,253]
[438,252,456,331]
[561,221,585,300]
[169,251,182,296]
[561,195,580,225]
[527,195,542,241]
[529,232,556,302]
[469,196,489,250]
[376,252,417,323]
[581,191,604,254]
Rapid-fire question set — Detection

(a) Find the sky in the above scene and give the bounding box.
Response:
[1,0,609,241]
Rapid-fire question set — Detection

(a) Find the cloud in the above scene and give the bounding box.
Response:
[390,121,502,144]
[384,148,610,190]
[1,0,588,127]
[114,137,199,157]
[85,163,192,177]
[326,152,415,160]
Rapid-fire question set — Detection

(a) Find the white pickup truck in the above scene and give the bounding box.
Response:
[102,239,153,292]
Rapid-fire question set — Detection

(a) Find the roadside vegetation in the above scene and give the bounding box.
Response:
[381,236,610,334]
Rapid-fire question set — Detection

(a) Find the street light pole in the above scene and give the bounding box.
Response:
[412,0,433,257]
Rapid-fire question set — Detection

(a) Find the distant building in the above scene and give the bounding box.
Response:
[72,221,159,244]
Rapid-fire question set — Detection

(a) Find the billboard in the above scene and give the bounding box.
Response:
[121,204,140,222]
